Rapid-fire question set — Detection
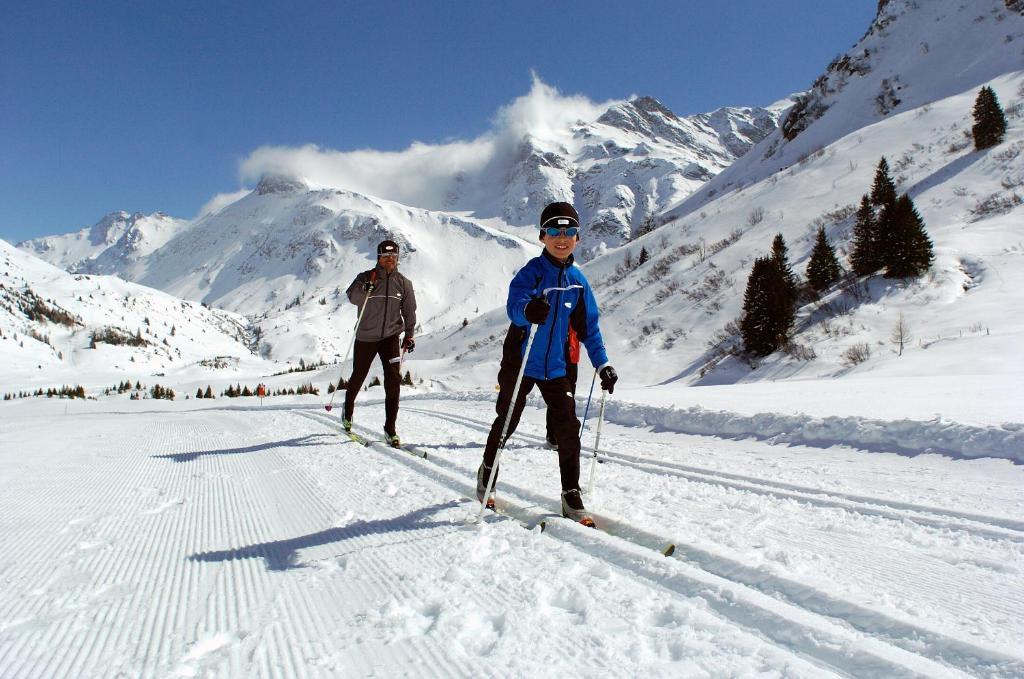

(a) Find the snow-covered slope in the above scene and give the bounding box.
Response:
[19,210,190,275]
[0,239,268,391]
[676,0,1024,213]
[426,0,1024,394]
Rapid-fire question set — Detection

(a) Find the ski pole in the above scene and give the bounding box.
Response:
[585,389,608,496]
[477,324,537,522]
[326,272,376,412]
[477,284,582,521]
[578,368,598,439]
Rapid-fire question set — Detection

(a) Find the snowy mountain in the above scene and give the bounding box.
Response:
[120,177,540,364]
[427,0,1024,391]
[19,210,190,276]
[11,97,776,366]
[0,239,269,392]
[675,0,1024,213]
[453,96,779,254]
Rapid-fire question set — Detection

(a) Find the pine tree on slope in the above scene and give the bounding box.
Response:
[741,256,795,357]
[885,194,934,278]
[870,157,899,259]
[771,233,798,305]
[972,86,1007,151]
[850,194,881,276]
[806,226,842,291]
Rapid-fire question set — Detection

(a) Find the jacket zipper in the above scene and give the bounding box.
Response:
[380,272,390,339]
[543,267,565,379]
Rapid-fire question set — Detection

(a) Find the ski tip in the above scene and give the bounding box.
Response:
[662,544,676,557]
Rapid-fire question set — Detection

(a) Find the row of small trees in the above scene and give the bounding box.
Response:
[3,385,86,400]
[222,383,319,397]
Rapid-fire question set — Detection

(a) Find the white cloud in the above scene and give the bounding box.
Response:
[233,74,621,212]
[196,190,250,218]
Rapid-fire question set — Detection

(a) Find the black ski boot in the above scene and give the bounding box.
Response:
[476,463,496,509]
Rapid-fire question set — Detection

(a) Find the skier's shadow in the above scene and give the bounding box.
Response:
[188,500,463,571]
[153,433,334,463]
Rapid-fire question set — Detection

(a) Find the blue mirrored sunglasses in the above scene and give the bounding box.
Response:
[543,226,579,238]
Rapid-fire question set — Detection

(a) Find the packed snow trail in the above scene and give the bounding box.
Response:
[0,405,846,677]
[1,400,1022,677]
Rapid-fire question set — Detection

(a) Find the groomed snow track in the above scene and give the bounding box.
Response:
[0,401,1020,678]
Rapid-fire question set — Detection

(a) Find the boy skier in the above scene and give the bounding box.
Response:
[343,239,417,447]
[477,202,617,526]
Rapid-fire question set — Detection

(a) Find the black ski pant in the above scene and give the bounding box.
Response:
[344,334,401,435]
[482,363,582,493]
[545,361,578,443]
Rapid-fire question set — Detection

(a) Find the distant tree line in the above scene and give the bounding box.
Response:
[3,385,86,400]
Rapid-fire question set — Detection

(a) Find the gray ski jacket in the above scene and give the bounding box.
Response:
[346,265,417,342]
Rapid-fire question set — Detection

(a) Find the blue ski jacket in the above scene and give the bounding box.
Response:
[507,250,609,381]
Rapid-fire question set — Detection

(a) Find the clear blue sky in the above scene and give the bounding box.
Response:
[1,1,876,242]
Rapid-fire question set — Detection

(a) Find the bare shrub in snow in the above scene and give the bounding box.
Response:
[783,341,817,361]
[747,207,765,227]
[969,192,1023,221]
[993,141,1023,162]
[842,342,871,366]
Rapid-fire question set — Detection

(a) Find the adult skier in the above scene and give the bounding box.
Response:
[477,201,617,526]
[343,239,417,447]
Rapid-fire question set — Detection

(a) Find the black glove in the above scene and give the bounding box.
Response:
[403,336,415,353]
[599,365,618,394]
[524,297,550,325]
[362,279,375,292]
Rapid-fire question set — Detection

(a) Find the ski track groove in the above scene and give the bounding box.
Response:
[295,412,513,676]
[369,405,1024,678]
[298,411,952,678]
[2,405,1016,677]
[402,405,1024,543]
[296,411,630,679]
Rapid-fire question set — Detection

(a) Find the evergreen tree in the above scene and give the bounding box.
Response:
[740,256,795,357]
[885,194,934,278]
[806,226,841,291]
[770,233,797,304]
[637,246,650,266]
[403,370,414,386]
[972,86,1007,151]
[196,387,204,399]
[850,194,881,275]
[870,157,897,208]
[204,385,213,399]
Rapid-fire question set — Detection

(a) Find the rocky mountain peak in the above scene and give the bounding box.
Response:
[255,174,307,195]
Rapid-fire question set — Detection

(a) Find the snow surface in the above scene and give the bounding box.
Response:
[1,393,1021,677]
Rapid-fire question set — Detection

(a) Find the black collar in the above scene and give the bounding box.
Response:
[541,249,574,269]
